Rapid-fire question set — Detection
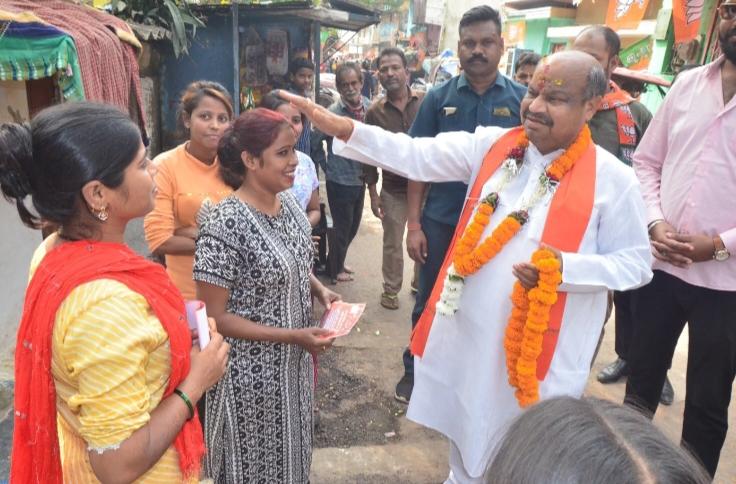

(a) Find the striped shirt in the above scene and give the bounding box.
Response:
[30,238,192,483]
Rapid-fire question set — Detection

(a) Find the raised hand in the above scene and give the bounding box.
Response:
[277,90,354,140]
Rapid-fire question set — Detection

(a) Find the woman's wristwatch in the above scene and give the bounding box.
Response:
[713,237,730,262]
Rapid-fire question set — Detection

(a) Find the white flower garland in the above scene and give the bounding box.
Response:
[436,155,558,317]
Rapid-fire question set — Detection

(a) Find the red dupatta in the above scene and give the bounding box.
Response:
[11,240,204,483]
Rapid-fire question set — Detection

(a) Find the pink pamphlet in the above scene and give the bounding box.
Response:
[185,300,210,349]
[320,302,366,337]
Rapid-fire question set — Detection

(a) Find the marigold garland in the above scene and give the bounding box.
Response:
[503,248,563,407]
[450,125,591,279]
[436,125,591,321]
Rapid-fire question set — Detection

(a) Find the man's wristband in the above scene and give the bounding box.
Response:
[174,388,195,420]
[647,219,665,233]
[407,222,422,232]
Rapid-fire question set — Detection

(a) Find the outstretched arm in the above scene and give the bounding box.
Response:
[277,90,504,184]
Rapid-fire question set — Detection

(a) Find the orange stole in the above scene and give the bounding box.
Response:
[409,127,597,381]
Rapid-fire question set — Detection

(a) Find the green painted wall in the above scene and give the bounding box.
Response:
[513,17,575,55]
[545,17,575,54]
[523,18,549,54]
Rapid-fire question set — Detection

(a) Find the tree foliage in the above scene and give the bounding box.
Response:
[354,0,406,12]
[109,0,205,57]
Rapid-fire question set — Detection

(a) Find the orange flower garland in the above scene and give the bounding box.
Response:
[454,210,529,276]
[504,249,563,407]
[451,125,592,279]
[503,282,528,388]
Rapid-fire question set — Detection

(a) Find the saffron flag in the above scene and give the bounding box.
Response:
[606,0,651,30]
[673,0,704,43]
[619,37,653,70]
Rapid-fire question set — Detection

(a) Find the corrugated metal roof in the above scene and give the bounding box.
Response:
[256,6,380,30]
[128,22,170,41]
[184,0,379,31]
[185,0,311,6]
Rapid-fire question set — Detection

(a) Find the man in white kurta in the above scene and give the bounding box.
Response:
[279,51,652,482]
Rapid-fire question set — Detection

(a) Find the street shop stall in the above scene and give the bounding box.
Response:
[160,0,379,125]
[0,0,146,133]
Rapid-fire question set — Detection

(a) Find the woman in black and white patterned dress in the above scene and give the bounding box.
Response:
[194,108,340,483]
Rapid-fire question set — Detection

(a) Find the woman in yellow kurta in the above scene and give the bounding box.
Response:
[4,102,229,484]
[29,236,185,483]
[144,81,234,299]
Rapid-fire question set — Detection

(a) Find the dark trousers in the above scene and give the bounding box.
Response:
[613,290,634,360]
[624,270,736,477]
[326,181,364,276]
[403,215,456,376]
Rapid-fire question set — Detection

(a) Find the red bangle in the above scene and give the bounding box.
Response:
[407,222,422,232]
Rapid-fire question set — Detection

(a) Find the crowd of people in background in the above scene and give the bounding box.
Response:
[1,0,734,482]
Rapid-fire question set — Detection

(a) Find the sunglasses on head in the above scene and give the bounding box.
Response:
[720,3,736,20]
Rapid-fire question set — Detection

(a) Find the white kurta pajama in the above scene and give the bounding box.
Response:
[334,123,653,480]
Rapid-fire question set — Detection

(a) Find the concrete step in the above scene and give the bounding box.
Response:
[311,438,448,484]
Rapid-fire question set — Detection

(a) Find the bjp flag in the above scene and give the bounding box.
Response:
[504,21,526,45]
[672,0,704,43]
[606,0,650,29]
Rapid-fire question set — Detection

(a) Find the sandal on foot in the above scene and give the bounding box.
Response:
[335,272,354,282]
[380,292,399,310]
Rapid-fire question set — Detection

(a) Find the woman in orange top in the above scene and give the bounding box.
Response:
[144,81,234,299]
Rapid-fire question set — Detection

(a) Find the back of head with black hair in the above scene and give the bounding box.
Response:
[259,90,290,112]
[486,397,710,484]
[515,52,542,71]
[378,47,408,68]
[459,5,502,35]
[290,57,315,75]
[0,102,142,230]
[259,90,307,126]
[579,25,622,58]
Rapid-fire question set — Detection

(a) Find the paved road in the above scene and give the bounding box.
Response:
[309,196,736,483]
[1,198,734,483]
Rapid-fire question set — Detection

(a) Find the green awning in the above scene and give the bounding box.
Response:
[0,34,85,100]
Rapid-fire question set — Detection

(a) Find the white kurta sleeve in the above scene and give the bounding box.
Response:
[332,121,507,184]
[559,181,653,293]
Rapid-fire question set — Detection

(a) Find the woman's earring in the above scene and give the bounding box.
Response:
[96,206,109,222]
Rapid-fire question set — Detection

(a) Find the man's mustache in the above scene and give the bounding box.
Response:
[523,111,554,127]
[468,55,487,63]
